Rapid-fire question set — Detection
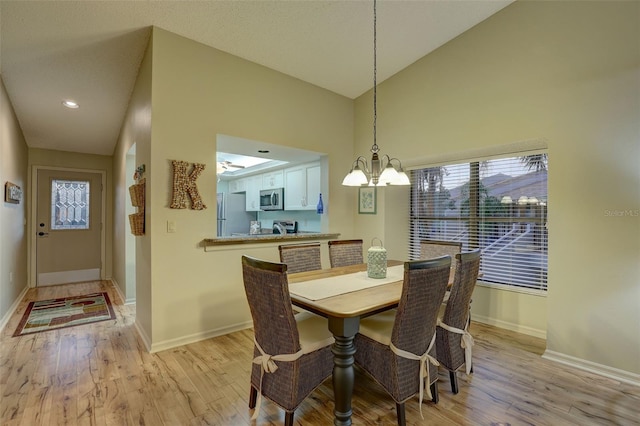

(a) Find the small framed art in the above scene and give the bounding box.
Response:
[5,182,22,204]
[358,187,376,214]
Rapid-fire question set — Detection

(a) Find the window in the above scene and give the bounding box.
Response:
[51,179,90,230]
[409,153,548,291]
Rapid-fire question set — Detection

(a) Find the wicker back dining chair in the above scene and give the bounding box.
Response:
[241,255,334,426]
[278,242,322,274]
[328,239,364,268]
[436,249,481,394]
[353,256,452,426]
[420,240,462,284]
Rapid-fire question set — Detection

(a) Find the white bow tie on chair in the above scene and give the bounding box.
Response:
[251,338,305,420]
[390,332,439,419]
[437,319,475,375]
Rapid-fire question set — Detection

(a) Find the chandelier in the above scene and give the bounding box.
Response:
[342,0,410,187]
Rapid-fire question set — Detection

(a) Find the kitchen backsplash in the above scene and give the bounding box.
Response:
[258,210,321,232]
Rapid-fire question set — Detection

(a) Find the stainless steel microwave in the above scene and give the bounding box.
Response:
[259,188,284,211]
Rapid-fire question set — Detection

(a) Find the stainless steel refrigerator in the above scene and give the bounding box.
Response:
[217,192,257,236]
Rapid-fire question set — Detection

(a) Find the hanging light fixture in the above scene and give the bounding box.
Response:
[342,0,410,187]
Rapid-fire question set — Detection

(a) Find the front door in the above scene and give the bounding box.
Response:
[36,169,103,286]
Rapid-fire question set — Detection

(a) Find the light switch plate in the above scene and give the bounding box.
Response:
[167,220,176,233]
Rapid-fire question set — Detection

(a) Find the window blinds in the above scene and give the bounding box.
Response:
[409,154,548,291]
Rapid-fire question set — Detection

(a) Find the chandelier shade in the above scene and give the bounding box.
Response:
[342,0,410,187]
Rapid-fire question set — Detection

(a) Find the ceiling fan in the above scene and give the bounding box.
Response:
[217,160,245,174]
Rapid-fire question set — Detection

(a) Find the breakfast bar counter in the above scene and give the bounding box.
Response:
[202,232,340,247]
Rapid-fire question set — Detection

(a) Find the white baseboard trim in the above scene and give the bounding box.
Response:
[38,268,100,286]
[471,313,547,339]
[134,319,152,353]
[543,350,640,387]
[109,278,125,303]
[149,321,254,353]
[108,278,135,305]
[0,286,29,333]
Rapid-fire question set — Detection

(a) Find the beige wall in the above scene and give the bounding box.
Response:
[112,27,354,350]
[106,3,639,381]
[112,37,153,341]
[355,1,639,376]
[0,75,28,325]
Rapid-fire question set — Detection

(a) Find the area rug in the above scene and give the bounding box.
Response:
[12,292,116,337]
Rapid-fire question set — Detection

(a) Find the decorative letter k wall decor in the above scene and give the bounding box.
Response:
[170,160,207,210]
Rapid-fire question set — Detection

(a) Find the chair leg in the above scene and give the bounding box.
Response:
[284,411,294,426]
[249,385,257,409]
[431,381,439,404]
[449,370,459,394]
[396,402,406,426]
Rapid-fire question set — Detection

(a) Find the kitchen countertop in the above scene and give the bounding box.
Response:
[202,232,340,246]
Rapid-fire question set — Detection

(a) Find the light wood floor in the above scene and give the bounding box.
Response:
[1,281,638,425]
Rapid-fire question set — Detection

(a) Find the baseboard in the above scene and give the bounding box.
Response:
[0,286,29,333]
[38,268,100,286]
[149,321,254,353]
[134,319,152,352]
[108,278,135,305]
[543,350,640,387]
[471,313,547,339]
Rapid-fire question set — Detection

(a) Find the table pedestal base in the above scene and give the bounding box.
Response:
[329,317,360,426]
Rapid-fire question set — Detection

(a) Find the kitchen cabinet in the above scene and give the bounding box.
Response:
[245,175,262,211]
[284,162,321,210]
[262,170,284,189]
[228,178,246,194]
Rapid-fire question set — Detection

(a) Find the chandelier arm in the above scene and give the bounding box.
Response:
[380,154,393,169]
[385,156,405,169]
[354,156,370,172]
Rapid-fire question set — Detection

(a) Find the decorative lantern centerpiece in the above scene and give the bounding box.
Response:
[367,238,387,279]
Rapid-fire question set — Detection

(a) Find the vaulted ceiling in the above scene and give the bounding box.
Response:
[0,0,513,156]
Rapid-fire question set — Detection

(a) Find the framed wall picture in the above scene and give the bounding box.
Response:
[5,182,22,204]
[358,187,377,214]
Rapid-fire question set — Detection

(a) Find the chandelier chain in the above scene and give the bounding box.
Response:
[342,0,410,187]
[372,0,378,154]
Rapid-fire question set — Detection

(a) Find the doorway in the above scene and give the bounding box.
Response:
[31,167,106,286]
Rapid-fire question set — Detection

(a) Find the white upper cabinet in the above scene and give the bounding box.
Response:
[284,162,321,211]
[228,178,246,194]
[306,164,321,208]
[245,175,262,211]
[226,161,321,211]
[262,170,284,189]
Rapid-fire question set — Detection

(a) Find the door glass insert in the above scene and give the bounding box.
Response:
[51,179,90,230]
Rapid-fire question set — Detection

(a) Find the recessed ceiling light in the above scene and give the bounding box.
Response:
[62,100,79,109]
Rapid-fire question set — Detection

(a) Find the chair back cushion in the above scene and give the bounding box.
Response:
[391,256,451,353]
[278,243,322,273]
[420,240,462,283]
[242,255,301,355]
[328,239,364,268]
[442,249,481,330]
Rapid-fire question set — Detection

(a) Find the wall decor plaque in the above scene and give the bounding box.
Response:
[5,182,22,204]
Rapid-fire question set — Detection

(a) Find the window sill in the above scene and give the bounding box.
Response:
[476,280,547,297]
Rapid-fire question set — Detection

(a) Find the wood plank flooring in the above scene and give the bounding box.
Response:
[1,280,638,425]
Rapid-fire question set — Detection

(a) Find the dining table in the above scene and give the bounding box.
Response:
[288,260,405,426]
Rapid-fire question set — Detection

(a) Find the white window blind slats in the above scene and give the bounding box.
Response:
[409,154,548,291]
